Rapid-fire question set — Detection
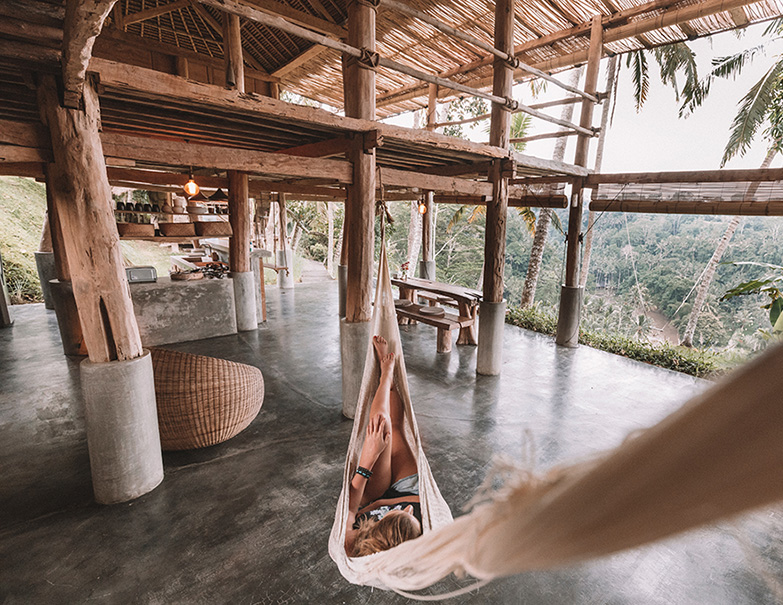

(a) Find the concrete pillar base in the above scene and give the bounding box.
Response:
[277,250,295,289]
[556,285,583,348]
[337,265,347,318]
[418,260,436,281]
[34,251,56,310]
[231,271,258,331]
[477,300,506,376]
[49,279,87,356]
[80,350,164,504]
[340,319,371,419]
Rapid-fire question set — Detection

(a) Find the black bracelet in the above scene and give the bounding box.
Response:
[355,466,373,479]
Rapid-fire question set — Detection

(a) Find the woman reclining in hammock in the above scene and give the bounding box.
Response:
[345,335,423,556]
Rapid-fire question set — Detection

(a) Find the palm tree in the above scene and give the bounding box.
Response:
[447,111,535,234]
[678,19,783,346]
[520,68,582,308]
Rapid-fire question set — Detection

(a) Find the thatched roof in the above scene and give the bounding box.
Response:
[100,0,783,116]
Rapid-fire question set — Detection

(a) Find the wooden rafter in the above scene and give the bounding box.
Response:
[124,0,192,26]
[235,0,346,39]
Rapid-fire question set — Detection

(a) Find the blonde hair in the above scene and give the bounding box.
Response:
[351,511,422,557]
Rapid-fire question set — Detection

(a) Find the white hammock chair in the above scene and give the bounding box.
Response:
[328,236,454,592]
[330,233,783,599]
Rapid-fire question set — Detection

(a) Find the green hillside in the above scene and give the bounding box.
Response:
[0,176,173,303]
[0,177,48,303]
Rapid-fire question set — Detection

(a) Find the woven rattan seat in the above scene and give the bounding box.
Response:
[150,348,264,451]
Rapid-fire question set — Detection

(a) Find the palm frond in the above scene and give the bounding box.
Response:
[515,207,537,235]
[722,61,783,165]
[680,46,765,117]
[653,42,699,102]
[446,205,470,232]
[468,206,485,223]
[509,112,532,152]
[625,50,649,111]
[763,16,783,37]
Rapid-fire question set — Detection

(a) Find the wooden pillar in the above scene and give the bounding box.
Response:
[37,74,142,363]
[176,56,189,79]
[228,170,250,272]
[477,0,514,376]
[565,16,603,288]
[277,192,288,251]
[556,15,603,347]
[482,0,514,305]
[421,193,434,263]
[426,83,437,131]
[343,0,376,323]
[223,12,244,92]
[45,165,71,282]
[419,191,435,280]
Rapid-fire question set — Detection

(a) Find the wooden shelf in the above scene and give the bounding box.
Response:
[120,235,233,242]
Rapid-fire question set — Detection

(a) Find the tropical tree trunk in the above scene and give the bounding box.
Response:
[520,67,583,307]
[327,202,335,278]
[680,147,777,346]
[580,56,618,289]
[406,201,422,268]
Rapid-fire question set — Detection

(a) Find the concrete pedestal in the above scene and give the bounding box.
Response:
[337,265,347,318]
[477,300,506,376]
[80,350,164,504]
[340,319,371,419]
[49,279,86,356]
[0,250,11,328]
[418,260,436,281]
[277,250,295,289]
[556,285,583,348]
[231,271,258,331]
[34,252,56,310]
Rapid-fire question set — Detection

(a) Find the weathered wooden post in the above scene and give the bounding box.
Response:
[36,0,163,505]
[276,193,295,289]
[45,163,88,356]
[223,12,244,92]
[228,170,258,330]
[555,16,603,347]
[340,0,376,417]
[418,192,435,280]
[477,0,514,375]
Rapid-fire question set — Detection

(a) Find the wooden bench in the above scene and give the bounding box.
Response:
[395,303,474,353]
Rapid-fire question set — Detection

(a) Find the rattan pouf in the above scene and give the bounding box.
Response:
[149,347,264,451]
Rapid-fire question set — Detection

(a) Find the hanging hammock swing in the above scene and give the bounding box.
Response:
[329,209,783,599]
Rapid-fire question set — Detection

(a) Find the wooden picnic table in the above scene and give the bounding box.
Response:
[391,276,481,349]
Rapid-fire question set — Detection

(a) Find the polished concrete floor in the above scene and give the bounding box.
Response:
[1,281,781,604]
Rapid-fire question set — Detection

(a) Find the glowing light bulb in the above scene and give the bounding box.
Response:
[418,202,427,214]
[184,178,199,197]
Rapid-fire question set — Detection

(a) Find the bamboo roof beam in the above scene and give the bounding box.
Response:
[200,0,595,136]
[589,200,783,216]
[377,0,759,109]
[382,0,598,103]
[586,168,783,185]
[217,0,347,38]
[513,130,580,144]
[434,194,568,208]
[62,0,119,109]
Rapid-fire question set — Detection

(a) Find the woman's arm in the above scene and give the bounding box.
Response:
[346,414,390,532]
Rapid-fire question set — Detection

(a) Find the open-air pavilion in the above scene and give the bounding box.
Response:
[2,0,783,600]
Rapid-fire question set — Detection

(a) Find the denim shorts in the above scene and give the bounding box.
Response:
[389,473,419,496]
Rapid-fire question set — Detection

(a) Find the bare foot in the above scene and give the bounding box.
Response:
[373,335,395,376]
[372,335,388,360]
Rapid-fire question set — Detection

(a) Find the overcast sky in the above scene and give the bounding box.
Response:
[392,22,783,173]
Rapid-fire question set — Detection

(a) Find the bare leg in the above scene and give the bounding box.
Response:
[389,386,417,482]
[361,336,395,505]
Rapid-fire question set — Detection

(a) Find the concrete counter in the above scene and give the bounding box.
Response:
[130,276,238,347]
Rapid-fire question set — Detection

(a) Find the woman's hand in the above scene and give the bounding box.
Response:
[363,413,390,466]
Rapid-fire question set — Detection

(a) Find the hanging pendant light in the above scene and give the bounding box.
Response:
[418,201,427,214]
[184,167,200,197]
